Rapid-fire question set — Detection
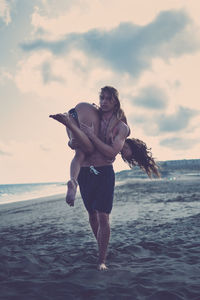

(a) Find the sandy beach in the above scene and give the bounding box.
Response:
[1,177,200,300]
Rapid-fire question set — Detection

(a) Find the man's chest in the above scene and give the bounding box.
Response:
[99,119,119,144]
[99,120,108,142]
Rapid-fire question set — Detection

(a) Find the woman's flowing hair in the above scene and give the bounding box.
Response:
[122,138,161,178]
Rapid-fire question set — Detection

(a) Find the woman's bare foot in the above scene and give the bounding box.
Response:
[49,113,70,127]
[98,263,108,271]
[66,179,78,206]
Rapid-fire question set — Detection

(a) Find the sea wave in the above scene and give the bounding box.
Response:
[0,182,66,205]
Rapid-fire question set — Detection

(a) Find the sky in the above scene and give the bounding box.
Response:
[0,0,200,184]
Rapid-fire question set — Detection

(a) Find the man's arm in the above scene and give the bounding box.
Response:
[80,122,129,159]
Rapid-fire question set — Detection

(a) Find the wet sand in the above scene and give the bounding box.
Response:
[0,178,200,300]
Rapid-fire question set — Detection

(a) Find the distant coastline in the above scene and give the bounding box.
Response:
[158,158,200,169]
[116,158,200,180]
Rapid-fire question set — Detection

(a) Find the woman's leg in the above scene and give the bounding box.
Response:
[66,149,85,206]
[49,110,99,206]
[50,113,94,205]
[49,113,94,154]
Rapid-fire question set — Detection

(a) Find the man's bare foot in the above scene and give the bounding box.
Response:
[49,113,70,127]
[66,179,78,207]
[98,263,108,271]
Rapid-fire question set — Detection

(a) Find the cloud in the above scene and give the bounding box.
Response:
[40,144,51,152]
[0,68,13,84]
[157,106,198,133]
[0,139,71,184]
[130,106,198,136]
[39,0,80,15]
[15,50,109,101]
[21,38,72,54]
[41,61,65,84]
[160,137,199,150]
[14,52,70,98]
[21,10,200,77]
[132,85,168,109]
[0,149,12,156]
[0,0,11,25]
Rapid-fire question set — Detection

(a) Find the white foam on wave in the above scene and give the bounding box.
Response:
[0,183,66,205]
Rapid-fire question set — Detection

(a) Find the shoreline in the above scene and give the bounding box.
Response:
[1,171,200,207]
[0,193,66,209]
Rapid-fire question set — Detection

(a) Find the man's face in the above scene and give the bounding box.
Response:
[121,141,132,160]
[99,91,116,113]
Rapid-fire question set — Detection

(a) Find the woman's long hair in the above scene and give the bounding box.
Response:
[122,138,160,178]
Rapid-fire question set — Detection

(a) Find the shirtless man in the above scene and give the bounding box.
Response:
[50,86,129,270]
[76,86,129,270]
[50,86,159,270]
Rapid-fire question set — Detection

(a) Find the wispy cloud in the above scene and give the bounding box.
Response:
[130,106,198,136]
[40,144,51,152]
[0,68,13,84]
[41,61,65,84]
[132,85,168,109]
[0,149,12,156]
[160,137,199,150]
[21,10,200,77]
[157,106,198,133]
[0,0,12,25]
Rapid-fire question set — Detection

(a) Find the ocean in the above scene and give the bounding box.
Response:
[0,182,66,205]
[0,159,199,206]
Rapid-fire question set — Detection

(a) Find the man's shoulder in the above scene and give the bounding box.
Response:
[109,119,129,141]
[116,120,130,135]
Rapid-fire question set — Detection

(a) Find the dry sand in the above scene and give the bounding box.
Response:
[0,178,200,300]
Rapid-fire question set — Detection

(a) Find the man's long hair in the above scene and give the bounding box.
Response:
[122,138,160,178]
[99,86,160,178]
[100,86,125,120]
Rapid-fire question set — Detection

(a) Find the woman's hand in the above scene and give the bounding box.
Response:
[80,122,95,139]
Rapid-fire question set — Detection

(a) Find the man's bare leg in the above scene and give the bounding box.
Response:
[89,212,99,240]
[97,212,110,270]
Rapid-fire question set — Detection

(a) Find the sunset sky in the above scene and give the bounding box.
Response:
[1,0,200,183]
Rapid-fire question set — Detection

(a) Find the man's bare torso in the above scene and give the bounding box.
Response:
[82,119,126,167]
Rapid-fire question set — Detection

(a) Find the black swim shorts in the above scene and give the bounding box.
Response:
[78,165,115,214]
